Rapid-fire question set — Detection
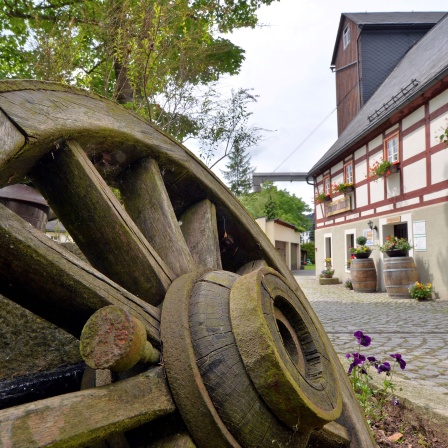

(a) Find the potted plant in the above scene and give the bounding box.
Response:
[408,282,433,300]
[320,268,335,279]
[350,236,373,258]
[314,191,331,204]
[378,236,413,257]
[368,158,399,181]
[332,182,354,195]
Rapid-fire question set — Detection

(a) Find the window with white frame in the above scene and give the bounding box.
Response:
[344,162,353,184]
[385,134,399,163]
[324,176,331,195]
[343,25,350,49]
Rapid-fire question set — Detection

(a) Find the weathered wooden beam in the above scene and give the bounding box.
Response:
[180,200,222,270]
[29,140,173,306]
[119,158,194,279]
[309,422,351,447]
[0,202,160,343]
[0,367,175,448]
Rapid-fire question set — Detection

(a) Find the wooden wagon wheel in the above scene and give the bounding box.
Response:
[0,81,375,447]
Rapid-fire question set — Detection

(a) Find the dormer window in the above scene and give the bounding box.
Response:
[343,25,350,49]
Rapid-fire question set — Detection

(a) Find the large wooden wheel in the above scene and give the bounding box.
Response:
[0,81,375,447]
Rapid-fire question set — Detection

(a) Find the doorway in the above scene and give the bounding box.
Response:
[394,223,408,240]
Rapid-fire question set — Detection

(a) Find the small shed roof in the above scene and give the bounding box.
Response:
[310,12,448,178]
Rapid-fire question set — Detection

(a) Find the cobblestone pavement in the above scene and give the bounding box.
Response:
[293,275,448,398]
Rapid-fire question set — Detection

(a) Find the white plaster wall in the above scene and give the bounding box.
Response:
[386,172,401,198]
[355,145,366,160]
[402,106,424,130]
[315,204,324,220]
[271,224,301,244]
[431,147,448,184]
[316,174,323,183]
[256,217,267,233]
[332,173,344,186]
[386,124,399,134]
[369,150,384,165]
[403,159,427,193]
[370,177,385,203]
[430,111,448,147]
[429,88,448,114]
[368,135,383,151]
[355,184,368,208]
[355,159,367,182]
[331,161,343,175]
[402,127,425,160]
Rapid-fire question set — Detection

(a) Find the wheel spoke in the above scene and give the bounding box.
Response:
[0,367,175,448]
[0,202,160,343]
[309,422,351,447]
[119,157,194,278]
[180,200,222,270]
[29,140,173,306]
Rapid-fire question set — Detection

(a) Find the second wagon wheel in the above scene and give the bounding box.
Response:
[0,81,375,447]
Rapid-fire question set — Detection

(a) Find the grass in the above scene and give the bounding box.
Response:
[304,264,315,270]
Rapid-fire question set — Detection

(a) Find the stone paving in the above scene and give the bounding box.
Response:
[293,274,448,398]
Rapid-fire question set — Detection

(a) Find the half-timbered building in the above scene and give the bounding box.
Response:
[309,12,448,298]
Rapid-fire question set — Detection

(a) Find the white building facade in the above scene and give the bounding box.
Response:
[309,13,448,299]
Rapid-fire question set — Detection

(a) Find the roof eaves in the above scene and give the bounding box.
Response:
[311,13,448,178]
[308,67,448,177]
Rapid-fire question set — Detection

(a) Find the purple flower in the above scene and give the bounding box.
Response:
[390,353,406,370]
[367,356,377,363]
[345,353,351,359]
[392,397,400,406]
[377,362,391,373]
[347,352,366,374]
[353,330,371,347]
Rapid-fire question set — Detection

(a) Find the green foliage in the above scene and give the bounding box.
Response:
[301,242,315,264]
[378,235,413,252]
[263,195,277,220]
[238,182,311,230]
[347,331,407,425]
[308,221,315,242]
[198,87,270,167]
[408,282,433,300]
[221,145,254,195]
[356,236,367,246]
[438,119,448,144]
[0,0,278,141]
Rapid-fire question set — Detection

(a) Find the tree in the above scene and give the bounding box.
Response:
[308,221,315,242]
[221,145,254,195]
[197,87,269,168]
[301,242,315,264]
[238,182,311,231]
[0,0,278,141]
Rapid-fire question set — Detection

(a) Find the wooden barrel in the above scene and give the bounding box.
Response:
[350,258,377,292]
[383,257,418,298]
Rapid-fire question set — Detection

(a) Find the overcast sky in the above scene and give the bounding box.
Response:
[188,0,447,208]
